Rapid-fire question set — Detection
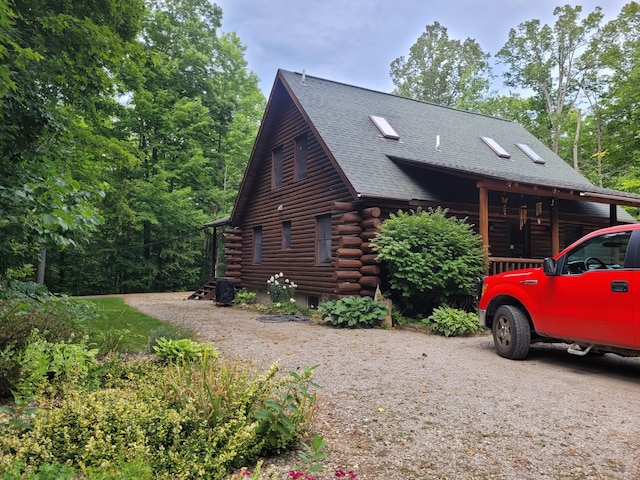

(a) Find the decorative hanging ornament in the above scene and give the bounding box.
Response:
[519,205,527,230]
[501,195,509,216]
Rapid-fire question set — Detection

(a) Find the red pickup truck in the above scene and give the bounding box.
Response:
[477,223,640,360]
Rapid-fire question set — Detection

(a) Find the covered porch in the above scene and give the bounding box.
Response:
[478,179,640,274]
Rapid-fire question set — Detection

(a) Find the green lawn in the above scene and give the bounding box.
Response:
[82,297,193,353]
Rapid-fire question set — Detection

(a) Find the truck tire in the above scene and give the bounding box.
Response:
[492,305,531,360]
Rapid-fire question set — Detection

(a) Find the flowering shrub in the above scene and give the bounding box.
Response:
[267,273,297,305]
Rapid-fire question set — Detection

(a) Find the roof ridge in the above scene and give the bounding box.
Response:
[280,68,515,124]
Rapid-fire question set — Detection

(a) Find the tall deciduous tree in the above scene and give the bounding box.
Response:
[495,5,604,154]
[47,0,264,294]
[0,0,144,280]
[390,21,492,107]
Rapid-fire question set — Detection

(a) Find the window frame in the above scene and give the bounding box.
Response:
[295,133,307,181]
[316,214,332,265]
[282,220,292,249]
[253,226,262,264]
[272,146,283,188]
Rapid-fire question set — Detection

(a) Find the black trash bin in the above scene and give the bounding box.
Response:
[215,277,235,306]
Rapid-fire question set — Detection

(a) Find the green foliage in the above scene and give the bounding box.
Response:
[17,332,99,397]
[255,365,319,453]
[390,21,492,108]
[153,338,218,364]
[148,324,197,352]
[84,297,194,354]
[426,306,482,337]
[372,208,485,314]
[233,288,257,305]
[0,355,320,479]
[0,393,38,433]
[318,296,388,328]
[295,433,328,473]
[0,284,94,397]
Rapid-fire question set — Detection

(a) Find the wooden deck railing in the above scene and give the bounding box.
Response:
[488,257,544,275]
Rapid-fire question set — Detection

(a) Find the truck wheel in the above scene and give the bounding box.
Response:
[492,305,531,360]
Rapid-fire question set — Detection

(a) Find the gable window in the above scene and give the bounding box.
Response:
[295,133,307,180]
[253,226,262,264]
[272,146,283,187]
[282,220,292,249]
[316,214,332,265]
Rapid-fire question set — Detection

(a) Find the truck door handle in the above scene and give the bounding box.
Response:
[611,281,628,292]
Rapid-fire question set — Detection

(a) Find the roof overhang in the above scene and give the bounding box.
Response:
[203,216,230,228]
[477,180,640,208]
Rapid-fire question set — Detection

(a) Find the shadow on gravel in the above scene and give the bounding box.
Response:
[524,343,640,384]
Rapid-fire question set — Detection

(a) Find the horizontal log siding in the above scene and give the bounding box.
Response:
[237,98,352,297]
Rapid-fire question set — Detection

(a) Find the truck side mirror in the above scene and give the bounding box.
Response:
[543,257,558,276]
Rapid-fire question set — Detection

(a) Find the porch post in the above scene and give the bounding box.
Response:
[478,185,490,270]
[550,197,559,255]
[609,204,618,226]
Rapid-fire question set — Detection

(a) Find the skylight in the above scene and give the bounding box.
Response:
[516,143,545,164]
[481,136,511,159]
[370,115,400,140]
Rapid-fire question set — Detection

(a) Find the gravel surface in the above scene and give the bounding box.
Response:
[121,292,640,480]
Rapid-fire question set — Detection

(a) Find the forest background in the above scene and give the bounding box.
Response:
[2,0,640,295]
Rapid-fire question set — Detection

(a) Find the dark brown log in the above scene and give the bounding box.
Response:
[360,230,379,240]
[360,218,380,229]
[359,289,376,297]
[224,235,243,243]
[336,247,363,258]
[225,228,242,235]
[332,270,362,281]
[335,258,363,269]
[338,236,363,248]
[360,265,380,275]
[361,242,374,253]
[359,276,381,288]
[360,254,380,264]
[335,224,362,235]
[362,207,381,218]
[335,282,362,293]
[340,212,362,224]
[333,201,359,212]
[225,264,242,271]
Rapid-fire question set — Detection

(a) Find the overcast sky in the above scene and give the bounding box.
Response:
[216,0,631,96]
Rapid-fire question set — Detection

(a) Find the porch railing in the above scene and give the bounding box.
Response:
[488,257,544,275]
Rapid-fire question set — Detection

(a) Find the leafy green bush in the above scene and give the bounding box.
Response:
[148,324,196,352]
[17,332,99,397]
[153,338,217,364]
[372,207,486,314]
[233,289,257,305]
[426,306,481,337]
[318,296,388,328]
[0,356,320,479]
[0,285,97,398]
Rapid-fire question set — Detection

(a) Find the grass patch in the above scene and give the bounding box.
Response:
[82,297,194,353]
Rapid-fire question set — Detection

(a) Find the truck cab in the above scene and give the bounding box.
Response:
[477,223,640,359]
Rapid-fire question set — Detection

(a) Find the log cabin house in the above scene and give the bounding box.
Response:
[194,69,640,306]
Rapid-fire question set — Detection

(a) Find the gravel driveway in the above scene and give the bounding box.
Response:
[121,292,640,480]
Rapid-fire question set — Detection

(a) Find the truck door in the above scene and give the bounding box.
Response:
[539,230,635,349]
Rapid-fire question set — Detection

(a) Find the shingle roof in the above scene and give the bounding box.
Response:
[279,69,640,207]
